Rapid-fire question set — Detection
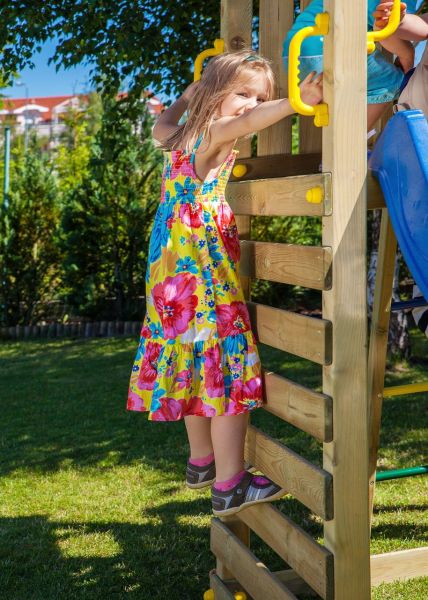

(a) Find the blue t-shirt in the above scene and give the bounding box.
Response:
[283,0,418,57]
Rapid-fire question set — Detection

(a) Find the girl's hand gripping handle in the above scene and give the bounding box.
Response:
[288,13,329,127]
[193,39,225,81]
[367,0,401,53]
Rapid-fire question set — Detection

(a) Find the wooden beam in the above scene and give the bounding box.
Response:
[227,173,331,217]
[229,153,322,181]
[209,571,237,600]
[240,503,334,599]
[262,370,333,442]
[258,0,293,155]
[367,173,386,209]
[274,570,318,597]
[322,0,371,597]
[219,0,253,580]
[245,425,333,520]
[248,302,332,365]
[211,519,298,600]
[368,210,397,523]
[371,547,428,586]
[240,241,332,290]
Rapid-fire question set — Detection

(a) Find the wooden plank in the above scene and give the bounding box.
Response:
[240,503,334,599]
[322,0,371,597]
[230,153,321,181]
[209,572,237,600]
[240,241,332,290]
[367,210,397,523]
[244,425,333,520]
[248,302,332,365]
[211,519,298,600]
[262,370,333,442]
[258,0,293,155]
[228,173,331,217]
[371,547,428,585]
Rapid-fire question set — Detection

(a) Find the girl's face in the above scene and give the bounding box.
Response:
[218,70,270,118]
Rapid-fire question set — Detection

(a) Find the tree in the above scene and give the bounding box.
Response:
[60,94,162,320]
[0,1,219,98]
[0,135,61,326]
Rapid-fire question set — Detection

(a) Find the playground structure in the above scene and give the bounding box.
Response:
[203,1,428,599]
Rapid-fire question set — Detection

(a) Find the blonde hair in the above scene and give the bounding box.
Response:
[162,50,275,153]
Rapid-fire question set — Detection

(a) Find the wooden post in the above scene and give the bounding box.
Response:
[258,0,293,155]
[367,210,397,522]
[218,0,253,582]
[322,0,371,598]
[298,0,322,154]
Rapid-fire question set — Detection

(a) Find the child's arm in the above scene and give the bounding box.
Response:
[210,74,323,145]
[152,82,198,142]
[374,2,428,41]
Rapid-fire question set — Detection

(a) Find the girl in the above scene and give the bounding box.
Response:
[282,0,417,131]
[127,50,322,517]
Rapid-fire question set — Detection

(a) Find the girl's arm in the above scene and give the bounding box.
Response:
[210,74,323,145]
[374,3,428,41]
[152,82,198,142]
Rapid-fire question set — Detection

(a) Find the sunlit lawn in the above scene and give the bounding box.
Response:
[0,334,427,599]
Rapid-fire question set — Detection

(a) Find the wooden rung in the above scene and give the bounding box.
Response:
[262,370,333,442]
[240,241,332,290]
[227,173,331,217]
[371,547,428,586]
[229,153,321,181]
[239,503,334,600]
[209,572,237,600]
[211,518,298,600]
[245,425,333,520]
[248,302,332,365]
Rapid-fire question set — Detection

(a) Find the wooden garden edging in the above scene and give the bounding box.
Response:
[0,321,141,341]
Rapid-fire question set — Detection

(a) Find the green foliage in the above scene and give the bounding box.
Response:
[0,1,220,98]
[53,93,101,195]
[60,95,162,320]
[0,135,61,326]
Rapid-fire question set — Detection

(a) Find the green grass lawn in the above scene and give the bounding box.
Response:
[0,336,427,599]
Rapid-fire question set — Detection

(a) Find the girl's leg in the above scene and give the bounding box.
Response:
[184,415,214,460]
[211,413,249,482]
[367,102,390,132]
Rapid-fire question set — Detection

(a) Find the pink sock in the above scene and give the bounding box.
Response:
[214,470,246,491]
[189,452,214,467]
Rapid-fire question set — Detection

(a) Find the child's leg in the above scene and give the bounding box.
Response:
[211,413,249,482]
[184,415,214,460]
[367,102,390,131]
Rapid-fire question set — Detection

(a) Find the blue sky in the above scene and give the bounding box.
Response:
[4,39,95,100]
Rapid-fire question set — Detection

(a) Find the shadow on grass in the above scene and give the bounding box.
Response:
[0,499,215,600]
[0,339,325,478]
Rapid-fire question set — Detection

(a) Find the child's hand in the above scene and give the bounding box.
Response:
[299,72,323,106]
[182,81,199,103]
[373,2,407,30]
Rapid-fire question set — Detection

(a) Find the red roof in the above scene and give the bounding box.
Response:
[1,93,163,122]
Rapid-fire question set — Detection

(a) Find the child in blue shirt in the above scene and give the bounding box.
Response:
[283,0,418,130]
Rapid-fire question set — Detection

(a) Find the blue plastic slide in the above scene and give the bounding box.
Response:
[369,110,428,301]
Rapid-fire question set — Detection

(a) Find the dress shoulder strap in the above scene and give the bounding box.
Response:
[190,132,204,164]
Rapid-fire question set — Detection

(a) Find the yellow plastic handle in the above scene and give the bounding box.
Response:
[367,0,401,54]
[194,39,225,81]
[288,12,329,127]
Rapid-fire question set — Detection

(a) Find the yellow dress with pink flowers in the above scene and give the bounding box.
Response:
[127,137,263,420]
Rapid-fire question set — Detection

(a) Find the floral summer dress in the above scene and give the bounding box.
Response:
[127,136,263,421]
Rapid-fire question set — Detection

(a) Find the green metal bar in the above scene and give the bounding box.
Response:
[376,465,428,481]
